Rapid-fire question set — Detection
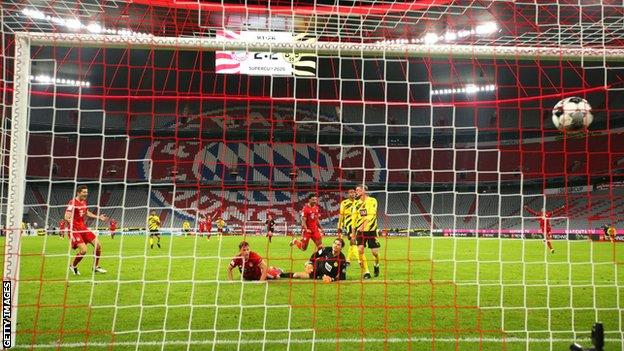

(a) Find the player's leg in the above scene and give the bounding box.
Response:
[300,235,310,251]
[156,233,161,248]
[90,238,107,273]
[290,234,309,251]
[69,240,87,275]
[266,266,283,279]
[282,263,314,279]
[149,233,155,248]
[356,233,371,279]
[370,246,380,277]
[267,231,272,243]
[545,228,554,253]
[312,234,323,250]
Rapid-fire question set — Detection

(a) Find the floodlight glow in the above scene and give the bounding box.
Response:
[430,84,497,96]
[22,7,151,37]
[423,33,439,45]
[30,75,90,87]
[87,23,103,34]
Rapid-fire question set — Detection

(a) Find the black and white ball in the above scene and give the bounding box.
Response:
[552,97,593,131]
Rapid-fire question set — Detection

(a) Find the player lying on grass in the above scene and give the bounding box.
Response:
[227,241,283,281]
[291,193,324,251]
[66,185,108,275]
[524,204,566,254]
[281,238,348,283]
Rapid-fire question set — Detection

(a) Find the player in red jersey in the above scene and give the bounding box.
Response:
[198,213,215,240]
[227,241,282,281]
[290,194,324,251]
[109,219,117,239]
[58,219,68,238]
[66,185,109,275]
[524,204,566,254]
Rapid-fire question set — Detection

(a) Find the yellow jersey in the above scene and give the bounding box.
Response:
[216,219,225,229]
[337,198,356,231]
[182,221,191,231]
[353,196,378,232]
[147,215,160,231]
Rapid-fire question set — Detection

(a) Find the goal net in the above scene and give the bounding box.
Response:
[1,1,624,350]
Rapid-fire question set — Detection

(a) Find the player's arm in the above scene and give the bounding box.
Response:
[552,205,567,216]
[87,210,107,221]
[317,212,325,235]
[227,260,236,280]
[301,211,308,234]
[337,202,344,235]
[523,205,540,216]
[64,210,72,223]
[259,260,268,281]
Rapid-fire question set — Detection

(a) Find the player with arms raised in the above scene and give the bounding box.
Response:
[524,204,566,253]
[354,184,380,278]
[290,194,324,251]
[198,213,215,240]
[66,185,108,275]
[337,188,370,279]
[227,241,282,281]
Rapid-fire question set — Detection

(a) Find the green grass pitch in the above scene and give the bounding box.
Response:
[6,234,624,350]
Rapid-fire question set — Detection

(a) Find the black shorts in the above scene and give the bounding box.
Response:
[149,229,160,235]
[356,231,380,248]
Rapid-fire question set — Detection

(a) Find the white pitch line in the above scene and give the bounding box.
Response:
[14,336,624,349]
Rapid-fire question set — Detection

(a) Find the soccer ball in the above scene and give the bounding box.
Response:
[552,96,593,131]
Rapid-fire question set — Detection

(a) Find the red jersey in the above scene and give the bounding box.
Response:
[59,220,67,231]
[229,251,263,280]
[109,219,117,231]
[525,206,565,232]
[199,219,212,233]
[302,204,320,232]
[65,198,88,231]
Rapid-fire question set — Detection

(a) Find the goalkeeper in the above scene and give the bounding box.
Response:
[337,188,370,279]
[281,238,348,283]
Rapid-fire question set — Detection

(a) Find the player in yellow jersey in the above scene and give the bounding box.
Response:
[216,217,226,235]
[147,210,161,249]
[602,224,617,243]
[337,188,370,279]
[353,184,381,277]
[182,220,191,236]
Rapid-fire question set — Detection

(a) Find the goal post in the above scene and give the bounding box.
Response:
[3,34,30,349]
[15,32,624,60]
[4,23,624,350]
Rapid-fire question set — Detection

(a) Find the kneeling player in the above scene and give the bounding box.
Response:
[291,194,324,251]
[227,241,282,281]
[282,238,348,283]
